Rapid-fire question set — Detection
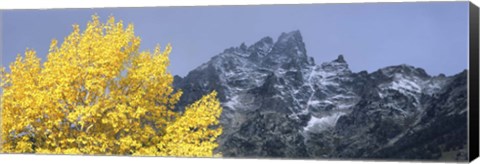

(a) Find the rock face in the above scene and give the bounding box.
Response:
[173,31,468,161]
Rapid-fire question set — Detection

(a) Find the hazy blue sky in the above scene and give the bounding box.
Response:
[1,2,469,76]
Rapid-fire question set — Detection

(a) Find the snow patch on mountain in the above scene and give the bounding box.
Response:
[304,112,346,133]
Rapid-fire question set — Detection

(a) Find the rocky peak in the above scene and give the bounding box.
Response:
[248,37,274,59]
[272,30,305,55]
[379,64,431,79]
[320,55,351,75]
[240,42,248,52]
[333,54,347,63]
[277,30,303,44]
[249,36,274,51]
[263,30,310,69]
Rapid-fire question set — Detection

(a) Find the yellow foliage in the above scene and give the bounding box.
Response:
[158,91,223,157]
[0,15,223,157]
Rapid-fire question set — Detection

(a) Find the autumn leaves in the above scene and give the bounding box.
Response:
[0,15,223,157]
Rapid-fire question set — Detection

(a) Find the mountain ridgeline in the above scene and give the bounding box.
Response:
[173,31,468,161]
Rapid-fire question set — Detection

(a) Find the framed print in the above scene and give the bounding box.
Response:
[0,1,479,163]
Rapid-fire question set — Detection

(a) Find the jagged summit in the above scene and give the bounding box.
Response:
[248,37,274,59]
[277,30,303,43]
[378,64,431,79]
[264,30,309,69]
[249,36,274,50]
[217,30,306,60]
[271,30,305,49]
[239,42,247,51]
[333,54,346,63]
[319,55,350,75]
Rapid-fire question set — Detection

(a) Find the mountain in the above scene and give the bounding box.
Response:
[173,31,468,161]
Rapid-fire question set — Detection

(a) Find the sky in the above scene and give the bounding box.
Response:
[0,2,469,77]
